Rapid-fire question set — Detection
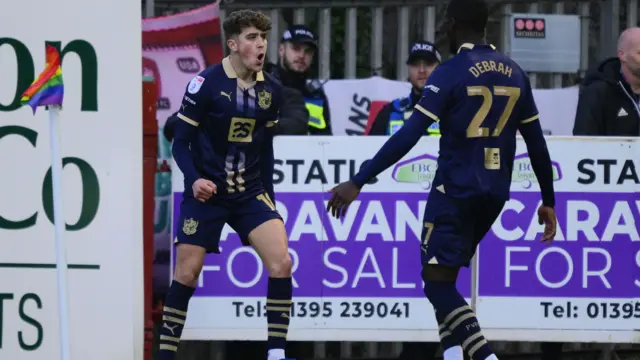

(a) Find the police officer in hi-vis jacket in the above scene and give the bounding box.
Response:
[368,41,441,136]
[268,24,333,135]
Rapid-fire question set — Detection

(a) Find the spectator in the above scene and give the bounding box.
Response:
[573,27,640,136]
[268,24,333,135]
[546,27,640,360]
[368,41,441,136]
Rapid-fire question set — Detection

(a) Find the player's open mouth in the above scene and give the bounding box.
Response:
[257,53,265,63]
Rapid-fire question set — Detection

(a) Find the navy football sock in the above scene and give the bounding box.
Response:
[436,309,460,351]
[158,280,195,360]
[424,280,493,360]
[266,277,292,351]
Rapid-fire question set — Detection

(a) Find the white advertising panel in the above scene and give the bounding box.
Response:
[0,1,143,358]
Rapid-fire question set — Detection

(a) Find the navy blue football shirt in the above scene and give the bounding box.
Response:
[176,57,282,201]
[414,43,539,200]
[353,43,541,201]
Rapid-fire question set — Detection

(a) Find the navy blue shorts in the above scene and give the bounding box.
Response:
[176,192,282,253]
[420,188,505,267]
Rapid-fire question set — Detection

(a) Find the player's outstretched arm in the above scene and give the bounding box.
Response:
[350,66,448,188]
[350,112,432,187]
[327,67,447,219]
[327,66,448,218]
[326,114,431,218]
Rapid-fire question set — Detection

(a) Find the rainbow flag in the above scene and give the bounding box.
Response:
[20,45,64,113]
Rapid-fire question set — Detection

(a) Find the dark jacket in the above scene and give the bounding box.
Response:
[573,57,640,136]
[275,86,310,135]
[268,63,333,135]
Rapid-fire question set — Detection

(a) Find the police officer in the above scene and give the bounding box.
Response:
[368,41,441,136]
[268,24,332,135]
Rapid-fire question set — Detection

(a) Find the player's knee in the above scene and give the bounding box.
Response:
[422,274,456,305]
[423,280,455,304]
[174,257,204,287]
[174,264,201,287]
[174,244,205,287]
[422,278,440,302]
[421,264,458,288]
[422,264,459,303]
[266,252,292,278]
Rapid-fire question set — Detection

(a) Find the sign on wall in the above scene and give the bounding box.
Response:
[171,136,639,343]
[0,0,144,358]
[323,77,580,136]
[508,13,581,73]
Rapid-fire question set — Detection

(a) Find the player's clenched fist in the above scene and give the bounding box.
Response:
[192,178,216,202]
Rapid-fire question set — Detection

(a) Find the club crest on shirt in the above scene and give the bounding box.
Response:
[182,218,198,235]
[257,89,271,109]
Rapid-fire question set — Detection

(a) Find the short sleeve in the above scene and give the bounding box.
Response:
[177,70,213,127]
[413,65,454,123]
[519,76,540,124]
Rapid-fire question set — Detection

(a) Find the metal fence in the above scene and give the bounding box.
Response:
[145,0,639,88]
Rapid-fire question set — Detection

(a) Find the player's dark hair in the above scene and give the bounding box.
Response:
[446,0,489,33]
[223,10,272,38]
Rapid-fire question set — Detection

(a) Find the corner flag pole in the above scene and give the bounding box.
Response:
[22,44,71,360]
[49,104,71,360]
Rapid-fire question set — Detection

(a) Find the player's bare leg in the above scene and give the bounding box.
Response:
[157,244,206,360]
[423,265,497,360]
[248,218,293,360]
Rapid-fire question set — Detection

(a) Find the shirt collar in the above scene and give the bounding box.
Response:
[457,43,497,54]
[222,56,264,81]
